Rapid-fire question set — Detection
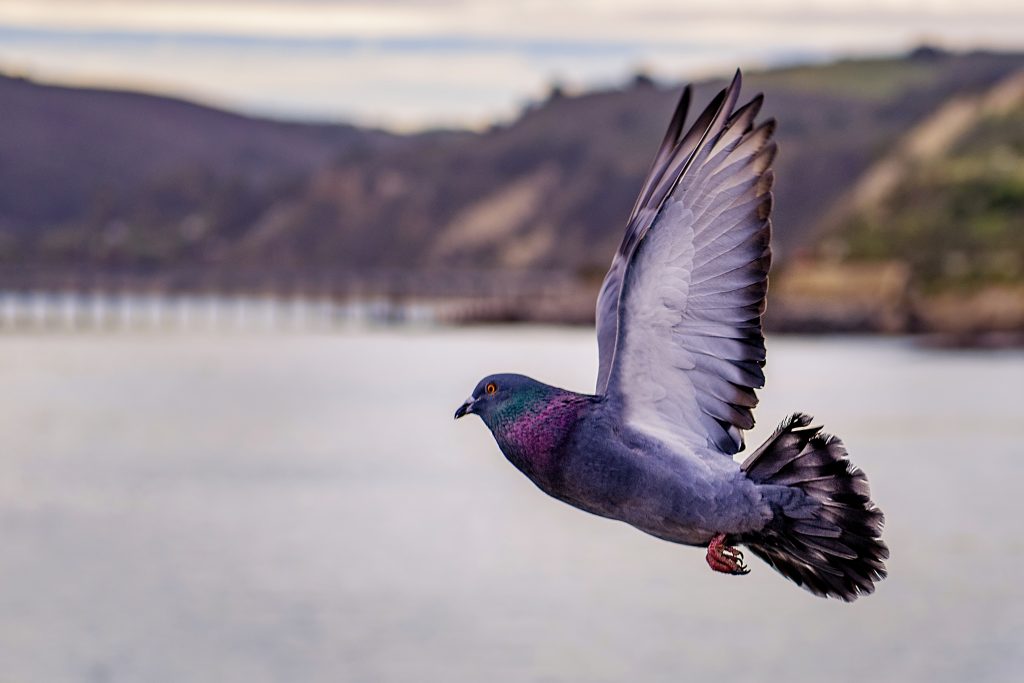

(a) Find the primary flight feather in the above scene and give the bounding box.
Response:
[454,71,888,601]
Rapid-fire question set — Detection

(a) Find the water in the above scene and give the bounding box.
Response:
[1,329,1021,682]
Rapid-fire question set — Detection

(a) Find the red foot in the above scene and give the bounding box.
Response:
[706,533,750,575]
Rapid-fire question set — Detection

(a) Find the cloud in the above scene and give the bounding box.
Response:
[4,1,1024,41]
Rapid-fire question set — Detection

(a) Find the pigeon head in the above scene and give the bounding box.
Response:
[455,374,593,475]
[453,373,551,428]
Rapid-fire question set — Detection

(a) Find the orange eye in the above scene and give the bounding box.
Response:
[485,382,497,395]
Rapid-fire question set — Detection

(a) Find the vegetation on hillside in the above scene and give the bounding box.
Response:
[835,101,1024,292]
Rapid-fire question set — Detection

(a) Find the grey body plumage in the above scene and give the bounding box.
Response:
[455,72,888,601]
[554,403,772,546]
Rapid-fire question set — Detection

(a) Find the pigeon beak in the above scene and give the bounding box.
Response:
[454,397,476,420]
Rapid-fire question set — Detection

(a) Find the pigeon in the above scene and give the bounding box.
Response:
[454,71,887,601]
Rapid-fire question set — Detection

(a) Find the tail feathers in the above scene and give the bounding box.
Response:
[741,413,888,601]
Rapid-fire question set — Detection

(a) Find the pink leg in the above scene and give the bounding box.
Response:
[705,533,750,575]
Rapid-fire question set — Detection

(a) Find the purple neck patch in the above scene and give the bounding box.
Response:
[493,393,589,472]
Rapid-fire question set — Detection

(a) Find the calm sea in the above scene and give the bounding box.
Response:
[1,329,1021,682]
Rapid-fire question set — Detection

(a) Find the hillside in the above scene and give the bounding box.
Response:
[0,74,402,271]
[1,48,1023,318]
[786,68,1024,339]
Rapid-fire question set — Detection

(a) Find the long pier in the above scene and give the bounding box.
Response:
[0,291,447,331]
[0,287,598,331]
[0,267,595,330]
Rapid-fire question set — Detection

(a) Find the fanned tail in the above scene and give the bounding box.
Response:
[740,413,888,601]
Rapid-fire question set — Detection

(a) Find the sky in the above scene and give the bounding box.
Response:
[1,1,1023,130]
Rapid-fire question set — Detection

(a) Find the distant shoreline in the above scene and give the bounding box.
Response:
[2,287,1020,349]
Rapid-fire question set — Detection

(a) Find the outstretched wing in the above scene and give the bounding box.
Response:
[595,72,776,455]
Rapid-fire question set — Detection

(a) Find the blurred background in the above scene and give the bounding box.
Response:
[1,2,1023,682]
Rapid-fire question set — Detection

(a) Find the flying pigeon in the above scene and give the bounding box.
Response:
[454,71,887,601]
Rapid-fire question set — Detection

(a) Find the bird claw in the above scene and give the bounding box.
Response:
[706,533,750,575]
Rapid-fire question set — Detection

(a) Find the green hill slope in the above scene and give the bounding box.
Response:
[779,69,1024,339]
[840,94,1024,290]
